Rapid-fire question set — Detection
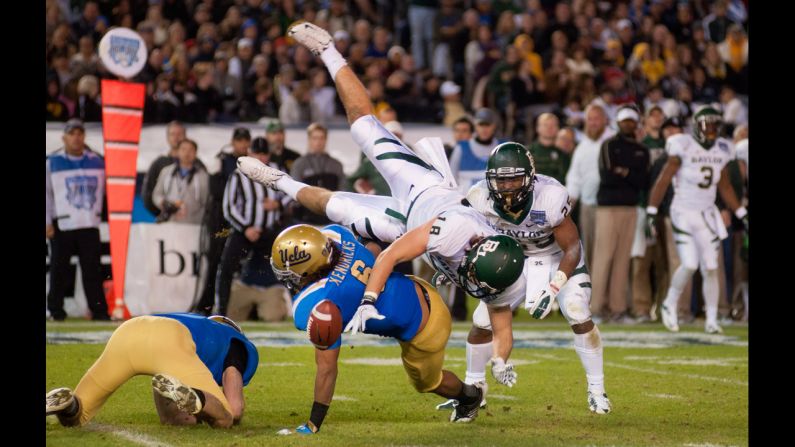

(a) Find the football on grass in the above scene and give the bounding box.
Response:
[307,300,342,350]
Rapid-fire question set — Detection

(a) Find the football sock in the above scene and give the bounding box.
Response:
[320,46,347,82]
[455,383,481,406]
[703,268,720,324]
[574,326,605,394]
[275,176,308,200]
[664,264,696,310]
[465,341,492,384]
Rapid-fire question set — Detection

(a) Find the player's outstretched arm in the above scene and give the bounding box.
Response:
[647,156,680,210]
[297,347,340,434]
[222,366,245,424]
[645,156,681,239]
[553,216,581,279]
[487,305,518,387]
[364,218,435,297]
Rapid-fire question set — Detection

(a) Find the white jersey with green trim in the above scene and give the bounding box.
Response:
[666,134,735,212]
[466,175,571,257]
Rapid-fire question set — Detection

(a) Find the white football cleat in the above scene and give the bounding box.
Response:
[705,321,723,334]
[237,156,285,189]
[152,374,202,415]
[660,303,679,332]
[588,391,612,414]
[46,387,76,416]
[287,21,333,56]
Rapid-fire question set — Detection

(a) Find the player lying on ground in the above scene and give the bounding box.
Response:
[45,314,258,428]
[238,20,527,389]
[436,142,610,414]
[271,224,485,434]
[647,106,748,334]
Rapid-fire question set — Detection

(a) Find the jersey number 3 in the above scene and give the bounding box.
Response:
[698,166,714,189]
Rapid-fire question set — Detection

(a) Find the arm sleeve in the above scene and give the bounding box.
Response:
[666,135,686,158]
[223,338,248,376]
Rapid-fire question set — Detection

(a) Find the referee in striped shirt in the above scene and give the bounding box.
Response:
[215,137,282,316]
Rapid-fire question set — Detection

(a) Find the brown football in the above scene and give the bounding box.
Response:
[307,300,343,350]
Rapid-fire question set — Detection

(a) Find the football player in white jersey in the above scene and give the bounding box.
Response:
[646,106,748,334]
[436,142,611,414]
[237,21,528,388]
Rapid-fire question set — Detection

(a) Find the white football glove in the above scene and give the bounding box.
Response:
[343,304,385,335]
[525,287,558,319]
[490,357,517,387]
[525,271,567,319]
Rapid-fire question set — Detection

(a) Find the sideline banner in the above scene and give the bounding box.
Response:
[124,222,206,316]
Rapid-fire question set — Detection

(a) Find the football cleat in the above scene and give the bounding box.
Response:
[588,391,612,414]
[436,381,488,410]
[660,303,679,332]
[450,384,484,423]
[46,387,76,416]
[286,21,333,56]
[152,374,202,415]
[705,321,723,334]
[237,156,286,189]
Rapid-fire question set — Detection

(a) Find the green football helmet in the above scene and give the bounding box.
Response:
[486,142,536,210]
[692,105,723,148]
[458,234,525,298]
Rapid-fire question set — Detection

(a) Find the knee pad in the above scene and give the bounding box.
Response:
[472,302,491,330]
[559,284,592,325]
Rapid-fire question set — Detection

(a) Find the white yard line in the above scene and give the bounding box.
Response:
[86,423,174,447]
[605,362,748,387]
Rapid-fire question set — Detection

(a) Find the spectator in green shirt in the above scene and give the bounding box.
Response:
[529,113,570,184]
[641,105,666,165]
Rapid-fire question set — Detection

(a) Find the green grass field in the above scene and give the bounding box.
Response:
[46,312,748,447]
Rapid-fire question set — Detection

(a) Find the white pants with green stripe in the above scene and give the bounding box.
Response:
[325,192,405,243]
[473,246,592,328]
[350,115,455,225]
[669,205,728,272]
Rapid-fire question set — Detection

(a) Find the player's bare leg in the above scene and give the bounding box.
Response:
[437,326,492,410]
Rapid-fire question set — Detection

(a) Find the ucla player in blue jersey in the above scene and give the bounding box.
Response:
[45,314,258,429]
[270,224,485,434]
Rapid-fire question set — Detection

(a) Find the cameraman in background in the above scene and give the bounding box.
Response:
[152,139,210,224]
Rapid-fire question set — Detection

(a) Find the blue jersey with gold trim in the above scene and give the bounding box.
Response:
[292,225,423,349]
[156,313,259,386]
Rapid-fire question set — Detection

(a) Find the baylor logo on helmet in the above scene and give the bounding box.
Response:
[280,246,312,267]
[474,239,500,261]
